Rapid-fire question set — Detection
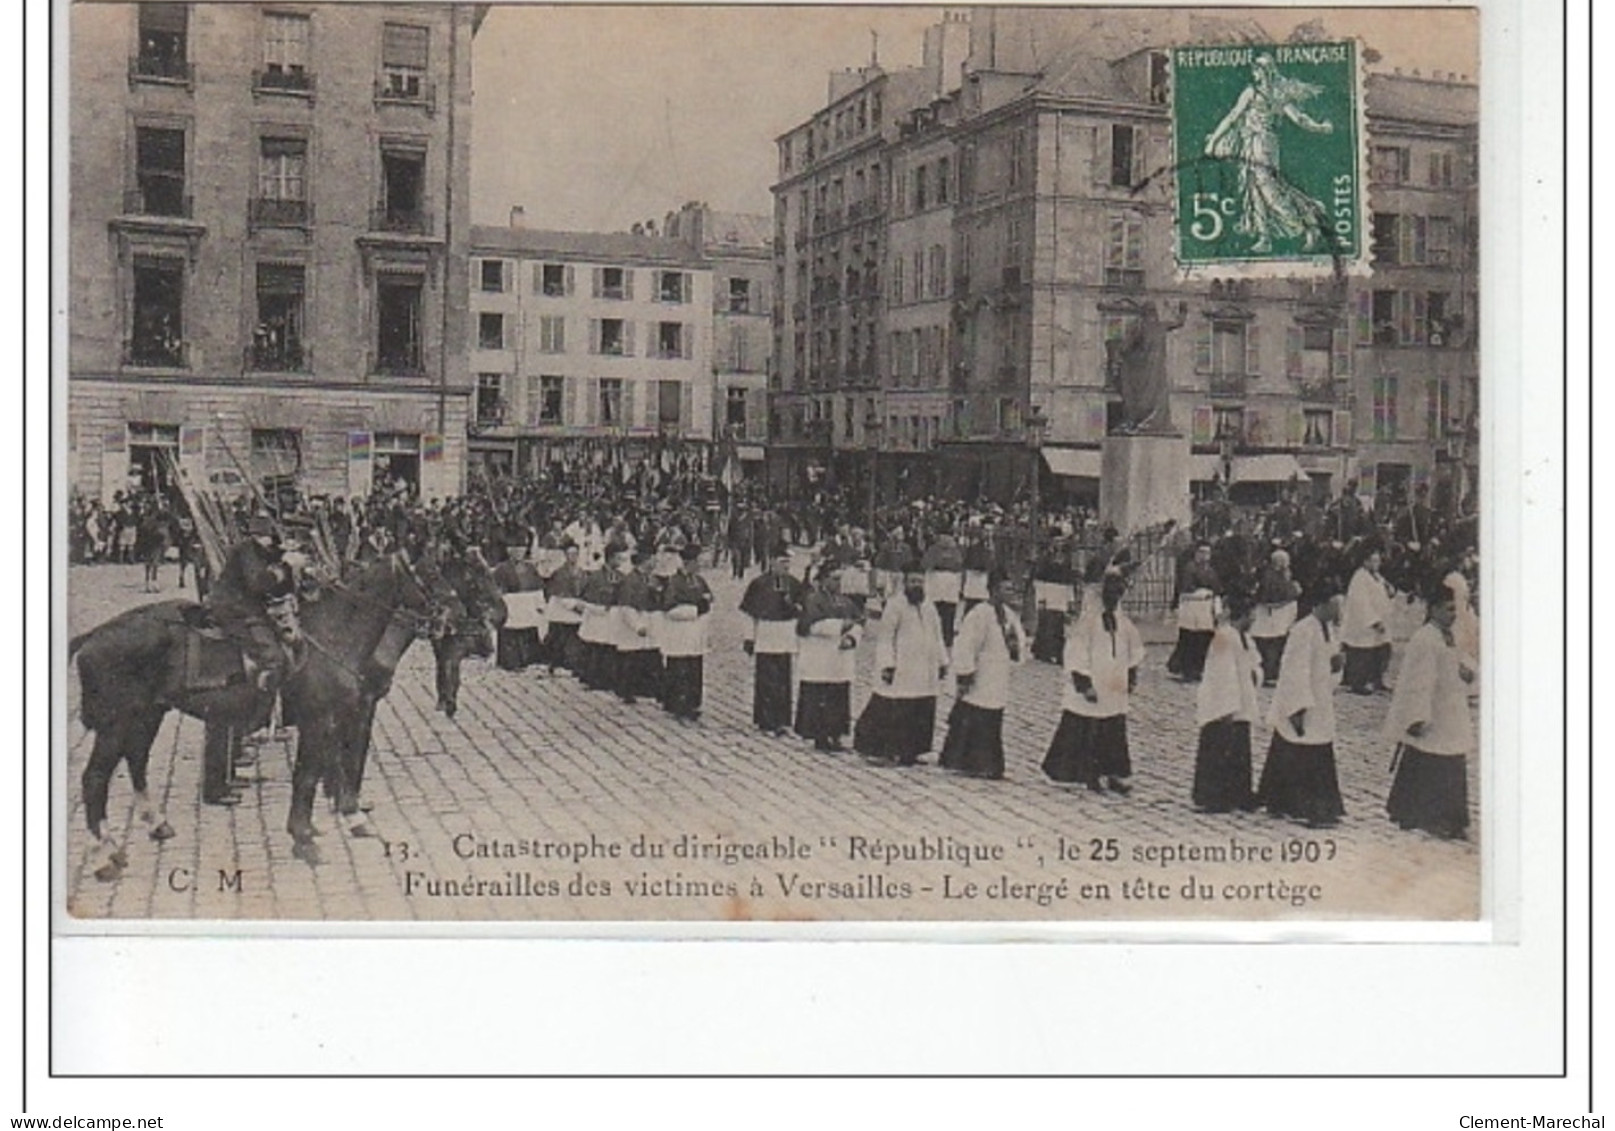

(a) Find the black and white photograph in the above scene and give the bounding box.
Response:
[58,2,1490,926]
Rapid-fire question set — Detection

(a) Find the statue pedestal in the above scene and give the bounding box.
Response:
[1100,432,1192,534]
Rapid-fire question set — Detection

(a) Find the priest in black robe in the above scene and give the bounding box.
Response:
[739,545,806,736]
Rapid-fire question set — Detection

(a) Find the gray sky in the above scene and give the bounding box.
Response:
[469,5,1480,232]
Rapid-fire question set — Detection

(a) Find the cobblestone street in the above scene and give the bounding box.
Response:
[61,559,1479,923]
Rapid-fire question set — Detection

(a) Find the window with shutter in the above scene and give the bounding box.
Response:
[1333,409,1353,445]
[1110,124,1136,187]
[1285,326,1304,380]
[1287,407,1306,446]
[682,322,694,360]
[1355,290,1374,345]
[1193,321,1213,373]
[524,375,542,426]
[380,24,428,99]
[136,4,189,80]
[1192,405,1215,444]
[1103,214,1144,288]
[383,23,429,69]
[262,13,310,78]
[1244,324,1260,378]
[1092,126,1111,187]
[250,262,308,370]
[1331,328,1352,377]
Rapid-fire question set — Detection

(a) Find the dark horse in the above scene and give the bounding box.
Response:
[321,548,507,839]
[69,552,440,879]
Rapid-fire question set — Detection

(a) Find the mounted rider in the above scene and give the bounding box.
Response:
[207,514,306,691]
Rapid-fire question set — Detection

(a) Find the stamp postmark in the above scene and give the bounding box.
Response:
[1173,41,1365,273]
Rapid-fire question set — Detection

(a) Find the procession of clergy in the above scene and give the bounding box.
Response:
[490,523,1479,844]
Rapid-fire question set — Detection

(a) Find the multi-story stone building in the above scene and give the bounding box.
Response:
[1354,73,1480,512]
[770,32,964,496]
[69,2,484,505]
[770,8,1479,512]
[466,225,714,478]
[882,50,965,497]
[663,202,774,480]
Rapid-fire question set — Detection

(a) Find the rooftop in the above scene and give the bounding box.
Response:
[470,225,709,268]
[1366,72,1479,127]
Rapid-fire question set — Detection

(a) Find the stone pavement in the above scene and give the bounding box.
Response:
[61,559,1479,924]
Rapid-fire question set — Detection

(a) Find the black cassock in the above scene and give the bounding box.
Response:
[739,571,805,732]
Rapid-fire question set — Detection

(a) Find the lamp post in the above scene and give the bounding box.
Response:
[864,411,884,538]
[1025,404,1049,570]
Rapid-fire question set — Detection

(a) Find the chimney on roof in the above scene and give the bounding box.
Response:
[509,205,526,228]
[924,12,970,97]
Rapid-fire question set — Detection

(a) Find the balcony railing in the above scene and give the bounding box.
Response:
[253,67,315,95]
[128,53,194,88]
[472,404,508,430]
[123,188,193,219]
[250,197,312,229]
[373,75,437,113]
[368,206,434,236]
[1296,379,1339,404]
[245,341,307,373]
[373,352,425,377]
[123,338,190,369]
[1208,372,1247,398]
[1102,267,1146,291]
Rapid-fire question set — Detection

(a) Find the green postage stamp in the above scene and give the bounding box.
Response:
[1172,41,1365,273]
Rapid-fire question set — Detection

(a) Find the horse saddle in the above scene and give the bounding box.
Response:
[175,606,299,693]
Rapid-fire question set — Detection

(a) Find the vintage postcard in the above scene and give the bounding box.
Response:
[57,3,1486,927]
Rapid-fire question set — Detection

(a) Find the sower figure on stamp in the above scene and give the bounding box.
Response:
[1203,53,1335,253]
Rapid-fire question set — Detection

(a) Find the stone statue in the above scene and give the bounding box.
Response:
[1107,300,1188,435]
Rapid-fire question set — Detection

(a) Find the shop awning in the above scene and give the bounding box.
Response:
[1041,447,1101,478]
[1231,454,1306,484]
[1190,454,1224,482]
[736,445,765,461]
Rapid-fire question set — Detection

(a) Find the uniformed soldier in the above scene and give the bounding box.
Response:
[208,515,297,691]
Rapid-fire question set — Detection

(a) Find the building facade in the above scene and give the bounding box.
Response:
[663,203,774,479]
[69,2,484,505]
[770,9,1479,512]
[466,226,714,479]
[770,34,966,498]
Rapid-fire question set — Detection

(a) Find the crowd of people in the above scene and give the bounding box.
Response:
[72,461,1480,842]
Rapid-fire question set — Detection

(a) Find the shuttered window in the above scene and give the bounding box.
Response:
[382,23,429,69]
